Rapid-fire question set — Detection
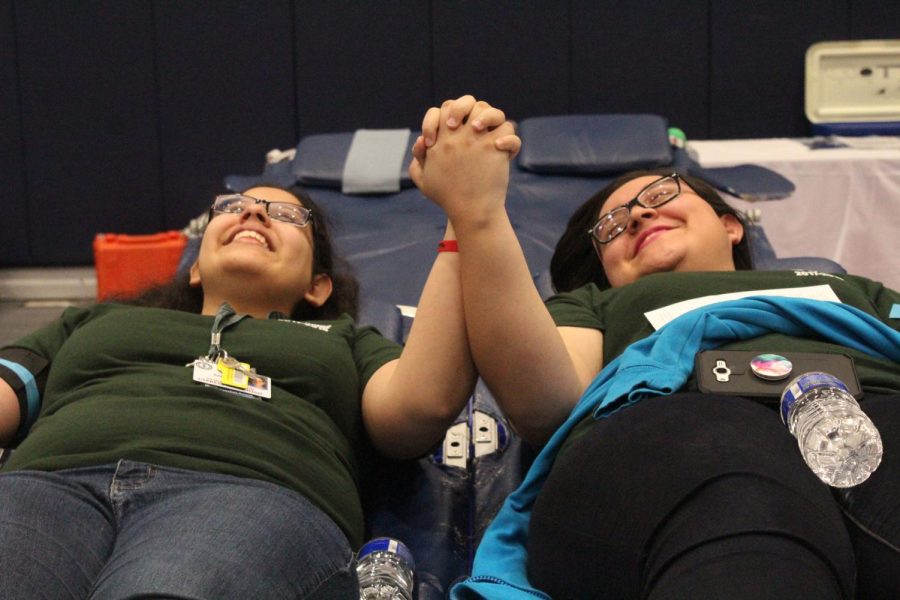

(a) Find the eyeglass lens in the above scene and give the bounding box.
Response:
[594,176,679,243]
[639,176,679,208]
[213,196,309,226]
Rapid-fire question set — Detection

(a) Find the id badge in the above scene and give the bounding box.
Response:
[191,358,272,399]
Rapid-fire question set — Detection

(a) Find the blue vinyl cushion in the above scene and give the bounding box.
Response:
[517,114,672,175]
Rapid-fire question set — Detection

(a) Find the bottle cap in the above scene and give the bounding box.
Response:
[358,537,415,570]
[667,127,687,148]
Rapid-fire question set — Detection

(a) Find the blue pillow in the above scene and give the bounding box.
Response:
[516,114,672,175]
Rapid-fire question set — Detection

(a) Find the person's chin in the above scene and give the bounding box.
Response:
[219,255,273,277]
[636,247,683,274]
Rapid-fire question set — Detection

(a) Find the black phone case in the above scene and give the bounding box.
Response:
[695,350,862,400]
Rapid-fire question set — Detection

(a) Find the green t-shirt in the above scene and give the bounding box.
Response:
[547,270,900,395]
[546,270,900,454]
[1,303,401,547]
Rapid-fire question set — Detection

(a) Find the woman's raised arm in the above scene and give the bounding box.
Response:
[360,219,476,460]
[412,96,601,446]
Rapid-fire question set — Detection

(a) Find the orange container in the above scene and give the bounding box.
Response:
[93,231,188,301]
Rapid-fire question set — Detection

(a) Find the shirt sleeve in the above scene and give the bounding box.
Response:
[0,305,97,440]
[350,323,402,387]
[872,282,900,332]
[843,275,900,332]
[545,284,606,331]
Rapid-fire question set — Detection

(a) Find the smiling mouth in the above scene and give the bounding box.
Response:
[232,230,270,250]
[635,228,670,254]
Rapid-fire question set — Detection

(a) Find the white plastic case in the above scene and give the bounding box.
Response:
[805,39,900,124]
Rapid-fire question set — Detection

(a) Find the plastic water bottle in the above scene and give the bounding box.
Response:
[780,372,883,488]
[356,537,415,600]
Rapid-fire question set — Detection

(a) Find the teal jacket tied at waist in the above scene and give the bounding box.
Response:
[451,297,900,599]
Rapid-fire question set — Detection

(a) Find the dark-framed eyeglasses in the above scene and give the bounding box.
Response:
[209,194,313,228]
[588,173,682,245]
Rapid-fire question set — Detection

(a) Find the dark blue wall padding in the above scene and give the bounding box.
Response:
[293,2,432,135]
[709,0,848,139]
[0,0,29,263]
[5,2,899,267]
[850,0,900,38]
[432,0,570,119]
[15,0,163,265]
[154,1,298,231]
[569,0,711,137]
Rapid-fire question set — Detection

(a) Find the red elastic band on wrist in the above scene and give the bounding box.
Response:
[438,240,459,253]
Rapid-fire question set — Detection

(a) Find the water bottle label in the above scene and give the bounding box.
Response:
[780,371,849,423]
[358,537,415,569]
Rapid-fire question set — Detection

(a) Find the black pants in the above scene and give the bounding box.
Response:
[528,393,900,599]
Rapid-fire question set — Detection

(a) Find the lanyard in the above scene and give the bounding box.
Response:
[190,302,275,397]
[206,302,249,361]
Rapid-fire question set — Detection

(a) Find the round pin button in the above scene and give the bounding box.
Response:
[750,353,793,381]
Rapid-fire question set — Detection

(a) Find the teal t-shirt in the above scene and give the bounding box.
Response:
[1,303,401,546]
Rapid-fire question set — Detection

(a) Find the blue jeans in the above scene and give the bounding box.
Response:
[0,460,357,599]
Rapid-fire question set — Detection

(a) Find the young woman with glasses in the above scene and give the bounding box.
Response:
[412,96,900,599]
[0,176,511,598]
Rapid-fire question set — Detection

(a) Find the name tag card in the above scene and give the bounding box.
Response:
[191,358,271,399]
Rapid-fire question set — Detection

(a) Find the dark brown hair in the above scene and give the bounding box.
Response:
[549,169,753,293]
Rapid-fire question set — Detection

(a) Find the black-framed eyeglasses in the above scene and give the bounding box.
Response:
[209,194,313,228]
[588,173,682,245]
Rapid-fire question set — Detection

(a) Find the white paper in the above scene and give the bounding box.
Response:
[644,284,842,330]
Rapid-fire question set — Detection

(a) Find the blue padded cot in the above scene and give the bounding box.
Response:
[220,114,845,598]
[224,115,840,306]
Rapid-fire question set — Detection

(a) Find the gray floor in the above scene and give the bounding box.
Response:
[0,267,96,347]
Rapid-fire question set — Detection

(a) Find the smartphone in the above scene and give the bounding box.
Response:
[695,350,862,400]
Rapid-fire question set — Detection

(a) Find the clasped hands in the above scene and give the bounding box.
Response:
[409,95,521,222]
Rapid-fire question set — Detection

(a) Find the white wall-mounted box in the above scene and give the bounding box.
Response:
[805,39,900,135]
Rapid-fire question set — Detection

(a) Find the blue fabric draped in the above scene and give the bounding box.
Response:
[451,297,900,599]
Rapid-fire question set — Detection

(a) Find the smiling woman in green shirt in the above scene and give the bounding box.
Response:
[411,96,900,600]
[0,172,520,599]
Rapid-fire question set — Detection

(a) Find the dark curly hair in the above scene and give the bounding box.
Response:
[127,184,359,320]
[549,169,753,293]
